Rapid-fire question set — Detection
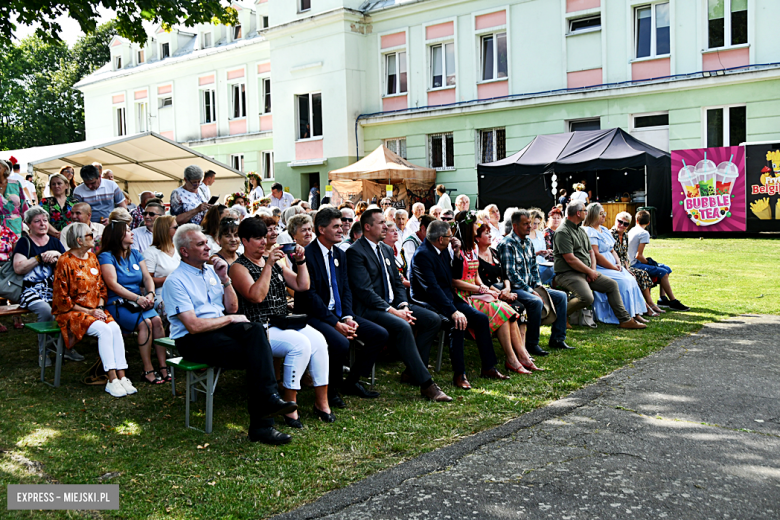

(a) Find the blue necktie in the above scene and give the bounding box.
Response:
[328,250,342,317]
[376,245,390,303]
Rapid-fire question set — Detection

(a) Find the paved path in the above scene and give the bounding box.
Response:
[274,315,780,520]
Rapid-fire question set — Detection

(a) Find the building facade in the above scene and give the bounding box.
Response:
[77,0,780,204]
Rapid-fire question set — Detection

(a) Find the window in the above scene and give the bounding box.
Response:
[569,15,601,33]
[297,93,322,140]
[137,50,145,64]
[136,103,148,132]
[708,0,747,49]
[429,133,454,170]
[300,0,311,13]
[233,24,242,40]
[569,118,601,132]
[231,83,247,119]
[430,43,455,89]
[115,107,126,136]
[635,3,670,59]
[634,113,669,128]
[114,56,122,69]
[160,43,170,59]
[706,106,746,147]
[263,16,269,29]
[385,51,407,96]
[385,138,407,159]
[480,32,508,81]
[158,96,173,109]
[262,78,271,114]
[202,32,212,48]
[230,154,245,172]
[201,89,216,124]
[478,128,506,164]
[262,151,274,180]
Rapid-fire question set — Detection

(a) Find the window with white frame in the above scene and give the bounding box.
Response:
[478,128,506,164]
[300,0,311,13]
[262,78,271,114]
[480,32,507,81]
[114,56,122,69]
[430,43,455,89]
[233,24,242,40]
[384,138,407,159]
[635,3,670,59]
[633,113,669,128]
[569,118,601,132]
[297,93,322,140]
[115,107,126,136]
[262,151,274,180]
[569,15,601,33]
[202,32,212,48]
[158,96,173,109]
[136,102,148,132]
[230,83,247,119]
[231,154,245,172]
[708,0,747,49]
[137,50,145,64]
[160,43,170,59]
[706,105,746,147]
[385,51,407,96]
[201,89,216,124]
[429,133,454,170]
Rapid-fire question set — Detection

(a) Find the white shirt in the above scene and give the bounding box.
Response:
[131,226,154,254]
[143,245,181,309]
[403,215,420,241]
[570,191,588,203]
[437,192,452,211]
[198,183,212,203]
[488,222,502,248]
[366,238,394,303]
[270,192,294,211]
[249,186,265,202]
[401,233,421,274]
[317,239,336,311]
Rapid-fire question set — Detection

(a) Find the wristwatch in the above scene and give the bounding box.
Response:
[222,280,232,288]
[340,315,353,323]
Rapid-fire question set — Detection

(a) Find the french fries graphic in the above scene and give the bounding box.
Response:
[750,197,772,220]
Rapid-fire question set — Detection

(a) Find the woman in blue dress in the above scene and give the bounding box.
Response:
[583,203,648,325]
[99,220,168,385]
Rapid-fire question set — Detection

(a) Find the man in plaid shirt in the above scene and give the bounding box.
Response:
[498,209,571,356]
[129,191,156,229]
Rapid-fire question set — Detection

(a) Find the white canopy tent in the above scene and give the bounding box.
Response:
[6,132,246,203]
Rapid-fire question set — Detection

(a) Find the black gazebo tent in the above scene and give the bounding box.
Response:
[477,128,672,233]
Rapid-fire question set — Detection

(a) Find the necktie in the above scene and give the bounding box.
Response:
[328,250,342,317]
[376,245,390,302]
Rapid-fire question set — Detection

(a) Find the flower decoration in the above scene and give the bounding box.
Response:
[226,191,247,207]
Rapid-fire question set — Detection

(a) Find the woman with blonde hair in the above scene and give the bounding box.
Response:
[570,183,589,204]
[528,209,553,285]
[143,215,180,312]
[610,212,663,316]
[40,173,77,240]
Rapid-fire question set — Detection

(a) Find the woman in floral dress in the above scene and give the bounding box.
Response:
[40,173,77,240]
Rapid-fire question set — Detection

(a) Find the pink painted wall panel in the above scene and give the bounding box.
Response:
[426,22,454,40]
[428,89,456,106]
[702,47,749,71]
[157,85,172,95]
[296,139,324,161]
[382,95,408,112]
[381,32,406,49]
[199,75,215,86]
[567,68,603,88]
[257,62,271,74]
[566,0,600,13]
[477,80,508,100]
[111,40,123,47]
[260,115,273,132]
[200,123,217,139]
[229,119,247,136]
[134,90,147,100]
[227,69,245,80]
[257,0,268,3]
[112,94,125,104]
[475,11,506,30]
[631,58,670,81]
[160,131,175,140]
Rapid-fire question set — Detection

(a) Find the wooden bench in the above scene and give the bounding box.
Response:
[24,321,64,388]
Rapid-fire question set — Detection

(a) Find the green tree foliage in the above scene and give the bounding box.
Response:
[0,21,117,151]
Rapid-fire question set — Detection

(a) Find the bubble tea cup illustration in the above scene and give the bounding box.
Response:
[678,160,699,198]
[715,155,738,196]
[694,153,717,197]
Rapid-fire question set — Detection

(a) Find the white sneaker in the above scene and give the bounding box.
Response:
[119,377,137,395]
[105,379,128,398]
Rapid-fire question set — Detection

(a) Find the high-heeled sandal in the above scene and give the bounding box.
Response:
[519,360,545,372]
[651,305,666,314]
[644,309,660,317]
[141,370,164,385]
[157,366,172,383]
[635,315,649,324]
[504,361,532,375]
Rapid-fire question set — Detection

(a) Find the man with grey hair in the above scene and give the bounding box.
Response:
[455,194,470,213]
[554,201,645,329]
[72,164,126,222]
[498,209,571,356]
[337,207,355,251]
[129,191,156,229]
[163,225,297,445]
[131,201,164,254]
[402,202,426,240]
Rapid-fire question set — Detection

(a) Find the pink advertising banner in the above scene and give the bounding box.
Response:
[671,146,746,232]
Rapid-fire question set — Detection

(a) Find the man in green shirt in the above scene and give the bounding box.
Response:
[553,202,645,329]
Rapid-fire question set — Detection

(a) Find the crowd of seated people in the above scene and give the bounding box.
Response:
[0,158,690,445]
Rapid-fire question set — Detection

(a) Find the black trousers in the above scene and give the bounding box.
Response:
[362,304,441,386]
[308,314,388,391]
[175,322,279,430]
[450,298,498,375]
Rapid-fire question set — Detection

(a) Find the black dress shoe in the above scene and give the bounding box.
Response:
[313,405,336,423]
[328,394,347,409]
[526,344,549,357]
[262,396,298,418]
[248,427,292,445]
[548,340,575,350]
[283,415,303,429]
[341,381,380,399]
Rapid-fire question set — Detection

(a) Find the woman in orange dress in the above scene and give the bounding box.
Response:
[53,223,135,398]
[452,212,542,374]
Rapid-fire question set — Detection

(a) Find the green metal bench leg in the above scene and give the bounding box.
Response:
[169,366,176,396]
[185,371,192,430]
[205,368,214,434]
[182,366,221,434]
[39,333,64,388]
[436,330,445,373]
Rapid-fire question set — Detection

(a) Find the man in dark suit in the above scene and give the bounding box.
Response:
[346,208,452,402]
[294,207,388,408]
[410,220,508,390]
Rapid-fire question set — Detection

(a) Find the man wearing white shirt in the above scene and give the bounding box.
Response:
[269,182,294,211]
[131,201,164,254]
[198,169,216,202]
[402,202,425,240]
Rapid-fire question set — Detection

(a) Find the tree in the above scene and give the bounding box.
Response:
[2,1,237,46]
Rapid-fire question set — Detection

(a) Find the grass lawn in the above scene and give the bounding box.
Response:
[1,237,777,519]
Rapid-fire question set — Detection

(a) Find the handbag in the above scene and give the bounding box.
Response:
[0,235,30,302]
[569,308,598,328]
[533,286,558,326]
[268,313,308,331]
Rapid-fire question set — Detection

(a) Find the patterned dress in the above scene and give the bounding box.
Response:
[170,186,208,225]
[542,227,557,262]
[610,227,653,291]
[1,180,29,237]
[455,248,518,332]
[234,255,288,322]
[52,250,115,349]
[40,196,78,231]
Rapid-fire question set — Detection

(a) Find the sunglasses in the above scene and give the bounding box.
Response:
[441,216,453,221]
[617,220,630,227]
[84,233,94,239]
[143,211,161,217]
[341,217,354,222]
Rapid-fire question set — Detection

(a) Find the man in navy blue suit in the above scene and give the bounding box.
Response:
[294,207,388,408]
[410,220,508,390]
